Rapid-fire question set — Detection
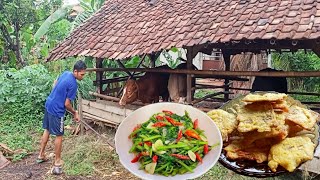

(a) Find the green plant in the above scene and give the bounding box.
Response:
[162,47,182,69]
[272,51,320,93]
[0,64,54,156]
[0,0,63,68]
[71,0,106,30]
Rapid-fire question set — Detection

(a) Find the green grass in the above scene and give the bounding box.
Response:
[195,89,221,99]
[59,134,319,180]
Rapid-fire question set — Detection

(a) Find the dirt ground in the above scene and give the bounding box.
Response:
[0,125,138,180]
[0,148,138,180]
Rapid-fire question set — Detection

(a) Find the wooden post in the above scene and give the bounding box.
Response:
[78,93,84,135]
[222,51,231,102]
[186,47,193,104]
[150,53,156,67]
[117,59,133,78]
[96,58,103,95]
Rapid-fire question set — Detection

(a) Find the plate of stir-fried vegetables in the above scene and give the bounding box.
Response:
[115,102,222,180]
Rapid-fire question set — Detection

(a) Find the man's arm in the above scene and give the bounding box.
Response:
[65,98,79,122]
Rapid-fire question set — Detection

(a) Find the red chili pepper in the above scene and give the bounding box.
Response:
[193,119,199,129]
[144,141,152,146]
[162,110,173,115]
[171,154,190,160]
[132,124,141,132]
[152,122,167,127]
[138,142,143,146]
[152,155,158,162]
[204,144,209,155]
[155,115,164,120]
[185,129,200,140]
[131,153,142,163]
[195,153,202,163]
[165,116,183,126]
[128,124,142,138]
[176,130,182,142]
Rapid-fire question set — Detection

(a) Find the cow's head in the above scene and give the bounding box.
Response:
[119,79,138,106]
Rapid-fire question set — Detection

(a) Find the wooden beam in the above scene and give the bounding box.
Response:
[117,60,132,77]
[86,68,320,77]
[90,91,120,102]
[78,93,84,135]
[93,74,144,85]
[186,47,193,103]
[195,75,249,81]
[201,39,320,55]
[222,51,231,102]
[96,58,103,94]
[89,91,144,106]
[150,53,158,67]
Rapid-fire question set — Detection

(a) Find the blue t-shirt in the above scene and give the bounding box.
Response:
[45,71,78,118]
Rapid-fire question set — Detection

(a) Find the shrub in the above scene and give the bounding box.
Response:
[0,64,54,153]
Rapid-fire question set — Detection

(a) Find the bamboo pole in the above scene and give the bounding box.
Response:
[86,68,320,77]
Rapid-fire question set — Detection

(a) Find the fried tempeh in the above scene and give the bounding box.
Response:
[237,103,280,132]
[242,93,287,103]
[268,136,315,172]
[285,105,319,130]
[241,124,288,146]
[207,109,237,141]
[224,140,269,163]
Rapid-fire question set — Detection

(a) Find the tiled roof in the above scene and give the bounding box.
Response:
[47,0,320,61]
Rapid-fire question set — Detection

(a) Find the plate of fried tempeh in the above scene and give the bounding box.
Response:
[207,92,320,177]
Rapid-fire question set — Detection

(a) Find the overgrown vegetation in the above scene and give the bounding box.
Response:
[0,64,53,159]
[272,51,320,102]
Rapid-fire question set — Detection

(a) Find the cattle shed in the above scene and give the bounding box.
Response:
[47,0,320,174]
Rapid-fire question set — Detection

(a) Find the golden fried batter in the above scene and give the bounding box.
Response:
[272,100,289,112]
[268,136,315,172]
[207,109,237,141]
[286,120,304,137]
[224,141,269,163]
[242,124,288,146]
[237,103,279,132]
[285,105,319,130]
[242,93,287,103]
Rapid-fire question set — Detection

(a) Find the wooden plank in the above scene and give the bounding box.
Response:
[96,99,141,111]
[83,113,118,126]
[86,68,320,77]
[90,91,145,106]
[82,99,134,116]
[82,104,124,124]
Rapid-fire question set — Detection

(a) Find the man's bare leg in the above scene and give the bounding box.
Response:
[38,129,50,159]
[54,135,63,166]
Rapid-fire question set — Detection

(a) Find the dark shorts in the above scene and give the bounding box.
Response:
[42,109,64,136]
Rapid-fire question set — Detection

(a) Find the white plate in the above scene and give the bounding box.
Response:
[115,102,223,180]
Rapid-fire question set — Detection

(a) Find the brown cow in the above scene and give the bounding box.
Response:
[119,66,170,105]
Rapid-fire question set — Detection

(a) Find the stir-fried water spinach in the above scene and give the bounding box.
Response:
[128,110,218,176]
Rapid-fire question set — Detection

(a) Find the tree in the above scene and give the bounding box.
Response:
[0,0,62,68]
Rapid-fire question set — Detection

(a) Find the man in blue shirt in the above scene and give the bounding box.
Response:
[37,60,87,174]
